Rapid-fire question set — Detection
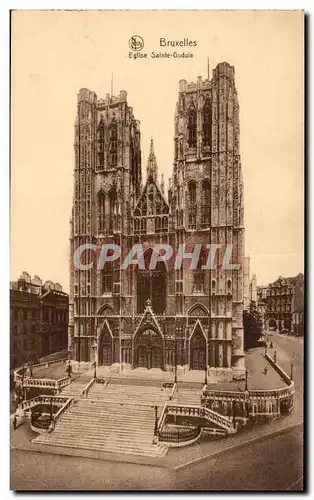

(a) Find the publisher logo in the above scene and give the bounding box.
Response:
[129,35,144,51]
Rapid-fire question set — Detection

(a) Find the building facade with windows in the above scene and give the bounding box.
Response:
[263,273,304,333]
[10,272,69,369]
[69,62,245,381]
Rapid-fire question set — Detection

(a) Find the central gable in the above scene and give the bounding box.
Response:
[134,175,169,217]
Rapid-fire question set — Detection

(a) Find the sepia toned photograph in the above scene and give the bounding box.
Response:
[10,10,304,491]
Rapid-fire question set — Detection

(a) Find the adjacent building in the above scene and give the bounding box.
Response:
[257,273,304,335]
[69,62,246,381]
[10,272,69,369]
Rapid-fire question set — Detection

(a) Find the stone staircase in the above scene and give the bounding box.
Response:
[60,374,92,399]
[172,387,202,406]
[33,399,167,457]
[88,382,171,407]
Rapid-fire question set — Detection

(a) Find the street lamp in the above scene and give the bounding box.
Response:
[290,363,294,381]
[154,405,158,436]
[91,338,97,379]
[204,339,208,385]
[174,339,178,384]
[21,365,26,403]
[232,399,236,428]
[274,350,277,364]
[67,345,73,361]
[50,396,54,424]
[244,368,248,392]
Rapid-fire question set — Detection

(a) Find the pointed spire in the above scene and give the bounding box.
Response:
[161,173,164,194]
[146,139,158,181]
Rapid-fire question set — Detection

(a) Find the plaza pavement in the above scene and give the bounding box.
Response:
[28,346,286,391]
[10,337,301,468]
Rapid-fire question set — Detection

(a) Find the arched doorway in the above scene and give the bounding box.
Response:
[137,248,167,314]
[189,327,206,370]
[283,319,291,331]
[268,319,277,331]
[134,327,164,370]
[98,329,113,366]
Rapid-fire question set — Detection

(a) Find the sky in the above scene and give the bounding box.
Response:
[11,11,304,292]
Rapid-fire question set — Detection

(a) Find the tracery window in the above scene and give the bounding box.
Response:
[98,191,106,232]
[202,98,211,147]
[188,105,197,148]
[201,180,210,226]
[188,181,197,229]
[193,245,206,293]
[108,188,117,234]
[102,262,113,295]
[109,118,118,167]
[97,115,105,169]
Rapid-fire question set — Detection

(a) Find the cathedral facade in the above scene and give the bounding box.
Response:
[69,61,245,381]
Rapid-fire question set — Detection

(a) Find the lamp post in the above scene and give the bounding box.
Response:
[91,338,97,379]
[50,396,54,424]
[67,345,73,362]
[204,340,208,386]
[174,339,178,384]
[21,365,26,403]
[290,363,294,381]
[232,399,236,428]
[274,350,277,364]
[154,405,158,436]
[244,368,248,392]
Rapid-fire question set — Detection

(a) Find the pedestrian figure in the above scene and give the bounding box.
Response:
[66,362,72,380]
[270,341,273,349]
[13,414,17,430]
[263,366,268,375]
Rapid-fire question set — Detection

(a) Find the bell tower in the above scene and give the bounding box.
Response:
[169,62,245,376]
[69,88,142,368]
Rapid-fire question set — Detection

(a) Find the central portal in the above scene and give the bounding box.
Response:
[134,328,164,370]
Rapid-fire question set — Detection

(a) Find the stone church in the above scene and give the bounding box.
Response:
[69,61,245,381]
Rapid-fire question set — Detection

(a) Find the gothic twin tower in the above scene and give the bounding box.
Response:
[69,61,245,381]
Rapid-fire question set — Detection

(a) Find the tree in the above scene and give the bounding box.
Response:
[243,301,263,351]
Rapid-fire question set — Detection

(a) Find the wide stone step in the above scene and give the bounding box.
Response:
[35,436,167,457]
[54,422,154,434]
[51,431,155,444]
[35,431,166,454]
[61,418,153,427]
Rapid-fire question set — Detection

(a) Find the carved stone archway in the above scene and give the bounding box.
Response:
[133,326,164,370]
[98,321,113,366]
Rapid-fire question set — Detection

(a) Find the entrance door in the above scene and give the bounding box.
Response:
[134,328,163,369]
[98,331,113,366]
[190,331,206,370]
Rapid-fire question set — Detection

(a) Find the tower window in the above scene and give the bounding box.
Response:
[98,191,106,232]
[188,106,197,148]
[109,188,117,234]
[193,245,206,293]
[97,116,105,169]
[109,119,118,167]
[188,182,197,229]
[202,99,212,147]
[201,180,210,226]
[102,262,113,294]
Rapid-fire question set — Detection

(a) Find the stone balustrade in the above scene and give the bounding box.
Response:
[20,394,70,412]
[82,378,96,398]
[14,357,68,384]
[164,403,235,433]
[51,397,74,429]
